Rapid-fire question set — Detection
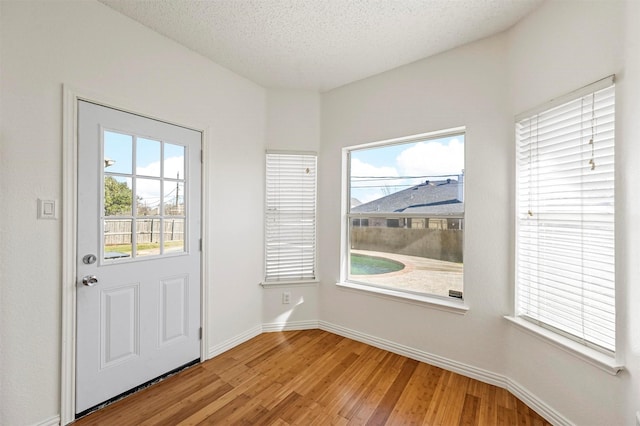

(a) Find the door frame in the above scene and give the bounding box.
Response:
[61,85,211,424]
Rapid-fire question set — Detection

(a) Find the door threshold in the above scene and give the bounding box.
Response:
[75,358,200,420]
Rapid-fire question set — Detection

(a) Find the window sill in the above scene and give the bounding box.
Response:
[260,279,319,288]
[336,281,469,314]
[504,316,623,375]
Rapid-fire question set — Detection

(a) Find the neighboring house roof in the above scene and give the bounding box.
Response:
[352,179,463,215]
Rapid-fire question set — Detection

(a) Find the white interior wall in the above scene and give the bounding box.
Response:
[0,1,265,424]
[2,0,639,425]
[319,1,637,424]
[505,1,634,425]
[263,89,321,328]
[319,33,513,374]
[621,0,640,421]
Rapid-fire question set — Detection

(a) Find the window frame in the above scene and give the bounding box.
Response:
[510,75,622,371]
[100,128,190,263]
[262,150,318,286]
[339,127,468,313]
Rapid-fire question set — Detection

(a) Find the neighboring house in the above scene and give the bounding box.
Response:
[352,177,464,230]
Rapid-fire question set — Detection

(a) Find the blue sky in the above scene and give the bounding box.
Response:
[104,130,463,208]
[350,135,464,204]
[104,131,185,208]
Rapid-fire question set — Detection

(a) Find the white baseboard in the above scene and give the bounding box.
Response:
[506,379,573,426]
[262,320,319,332]
[318,320,571,426]
[40,320,571,426]
[33,415,60,426]
[201,320,571,426]
[207,321,318,359]
[207,325,262,359]
[319,320,505,387]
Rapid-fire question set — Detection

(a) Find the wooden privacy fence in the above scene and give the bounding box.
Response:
[351,227,463,263]
[105,219,184,245]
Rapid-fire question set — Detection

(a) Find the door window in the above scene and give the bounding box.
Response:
[103,130,187,261]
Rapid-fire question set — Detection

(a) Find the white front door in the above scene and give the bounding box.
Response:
[76,101,202,414]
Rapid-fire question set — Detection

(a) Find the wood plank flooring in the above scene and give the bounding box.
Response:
[73,330,552,425]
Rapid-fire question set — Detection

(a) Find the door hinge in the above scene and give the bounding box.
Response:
[199,239,202,251]
[199,327,203,340]
[200,150,203,163]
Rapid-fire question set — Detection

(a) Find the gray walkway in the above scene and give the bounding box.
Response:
[351,250,463,297]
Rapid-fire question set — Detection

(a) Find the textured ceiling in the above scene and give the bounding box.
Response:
[99,0,543,92]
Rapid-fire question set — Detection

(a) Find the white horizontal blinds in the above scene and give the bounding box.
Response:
[516,83,615,353]
[265,153,317,282]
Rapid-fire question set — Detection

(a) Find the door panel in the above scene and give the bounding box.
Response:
[76,101,201,414]
[160,275,189,346]
[101,284,139,367]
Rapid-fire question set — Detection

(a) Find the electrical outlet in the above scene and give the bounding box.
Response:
[282,291,291,304]
[448,290,463,299]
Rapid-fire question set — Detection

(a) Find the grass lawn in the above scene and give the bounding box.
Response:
[105,240,184,254]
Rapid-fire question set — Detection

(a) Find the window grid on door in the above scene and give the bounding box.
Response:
[102,129,187,262]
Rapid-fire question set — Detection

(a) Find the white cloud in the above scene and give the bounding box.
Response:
[135,156,185,204]
[349,139,464,206]
[396,138,464,179]
[350,158,399,204]
[351,158,397,180]
[136,156,184,180]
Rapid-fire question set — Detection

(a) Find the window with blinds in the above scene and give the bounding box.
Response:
[515,77,615,354]
[264,152,317,283]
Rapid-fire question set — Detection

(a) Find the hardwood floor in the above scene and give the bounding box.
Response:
[73,330,552,425]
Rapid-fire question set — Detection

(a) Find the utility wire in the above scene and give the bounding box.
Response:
[351,173,462,181]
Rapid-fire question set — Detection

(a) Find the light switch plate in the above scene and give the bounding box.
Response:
[38,199,57,220]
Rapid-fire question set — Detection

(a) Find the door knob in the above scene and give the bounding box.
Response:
[82,275,99,286]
